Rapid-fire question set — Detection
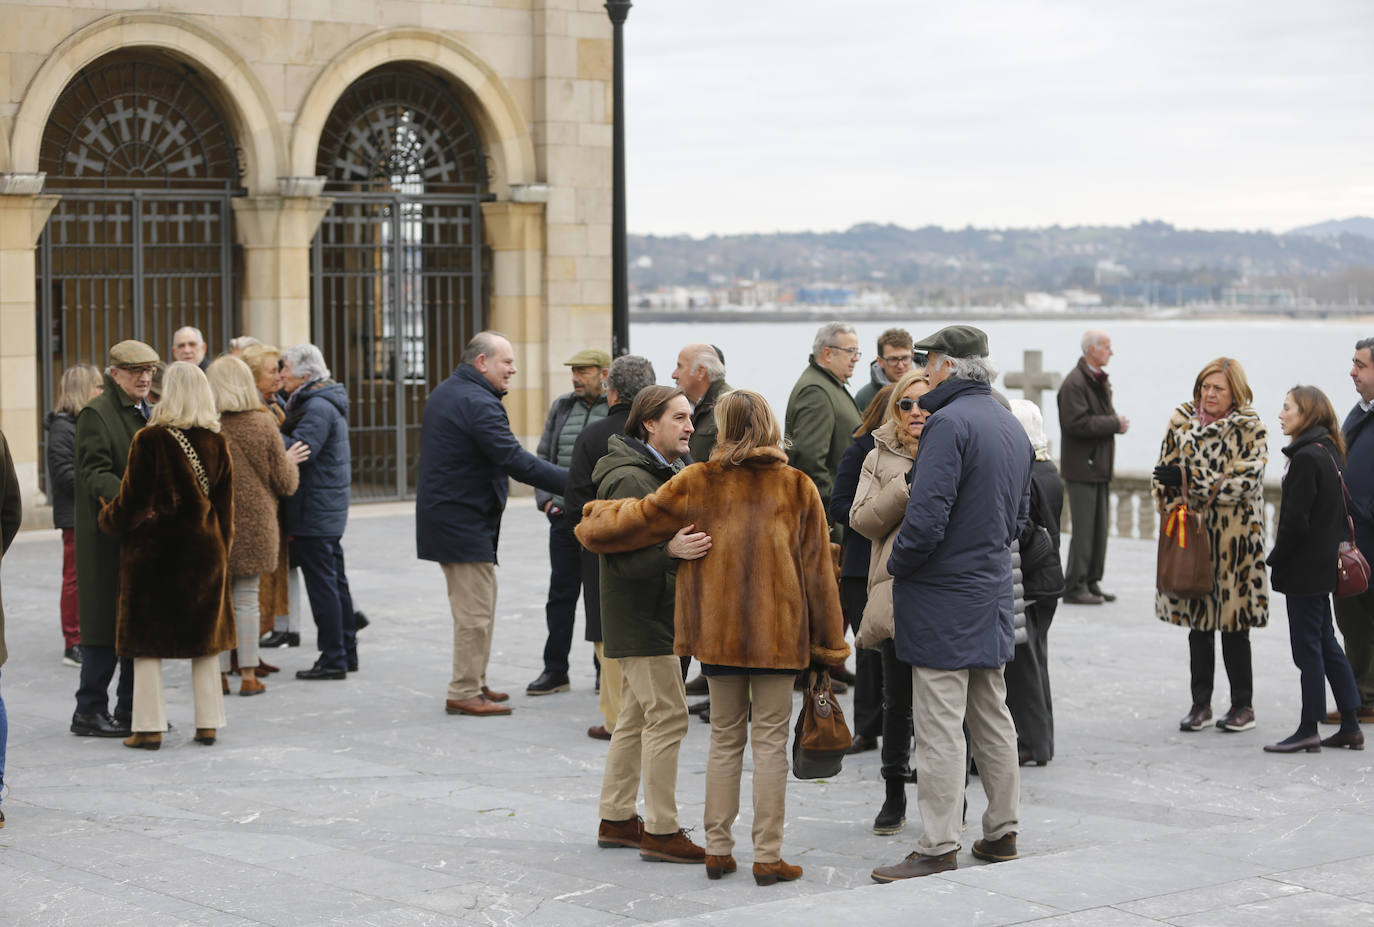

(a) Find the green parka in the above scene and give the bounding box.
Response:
[591,434,685,659]
[74,372,147,647]
[688,378,730,464]
[784,357,861,534]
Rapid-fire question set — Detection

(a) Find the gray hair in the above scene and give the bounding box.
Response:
[690,348,726,383]
[1357,337,1374,355]
[1081,329,1108,354]
[281,343,330,381]
[932,352,999,383]
[461,330,509,365]
[174,325,205,345]
[607,354,657,401]
[812,321,857,357]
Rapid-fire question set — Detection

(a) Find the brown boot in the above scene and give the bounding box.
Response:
[705,854,737,880]
[256,658,279,675]
[123,731,162,750]
[194,728,216,745]
[597,815,644,849]
[871,849,957,882]
[752,859,802,885]
[640,829,705,863]
[221,673,230,695]
[971,832,1018,862]
[240,668,266,697]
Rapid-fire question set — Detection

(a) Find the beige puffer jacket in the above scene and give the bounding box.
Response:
[848,419,918,649]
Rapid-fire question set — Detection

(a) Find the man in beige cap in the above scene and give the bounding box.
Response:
[71,339,160,738]
[528,348,612,696]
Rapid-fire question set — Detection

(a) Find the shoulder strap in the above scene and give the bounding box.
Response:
[165,426,210,497]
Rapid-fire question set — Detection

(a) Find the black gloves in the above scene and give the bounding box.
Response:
[1153,464,1183,487]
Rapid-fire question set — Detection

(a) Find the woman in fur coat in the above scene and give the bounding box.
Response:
[1153,357,1269,736]
[207,356,305,696]
[577,389,849,887]
[99,362,234,749]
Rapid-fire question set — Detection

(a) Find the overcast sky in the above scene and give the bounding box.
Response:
[623,0,1374,237]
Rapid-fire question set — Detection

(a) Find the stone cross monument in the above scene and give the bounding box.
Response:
[1004,350,1063,410]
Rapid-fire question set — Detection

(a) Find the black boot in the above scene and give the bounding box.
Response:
[873,778,906,835]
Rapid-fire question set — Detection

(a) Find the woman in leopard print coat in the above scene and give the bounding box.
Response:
[1153,358,1269,735]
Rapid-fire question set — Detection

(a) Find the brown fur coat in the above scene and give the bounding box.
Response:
[99,425,236,659]
[221,408,299,576]
[576,446,850,670]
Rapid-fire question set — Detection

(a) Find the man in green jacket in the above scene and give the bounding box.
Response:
[785,321,863,542]
[71,340,159,737]
[593,386,710,865]
[670,342,730,462]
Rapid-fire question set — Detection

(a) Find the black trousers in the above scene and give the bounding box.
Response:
[292,535,356,671]
[1188,628,1252,709]
[542,515,583,675]
[878,640,915,782]
[1287,593,1361,723]
[1004,600,1056,763]
[840,577,883,739]
[1064,480,1109,593]
[75,644,132,717]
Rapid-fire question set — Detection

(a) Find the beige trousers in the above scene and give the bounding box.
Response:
[599,654,689,833]
[441,561,497,701]
[132,655,226,733]
[911,665,1021,856]
[594,641,623,733]
[219,574,261,672]
[703,673,795,863]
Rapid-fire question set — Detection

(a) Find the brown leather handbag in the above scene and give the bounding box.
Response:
[791,668,851,780]
[1321,445,1372,598]
[1157,469,1221,599]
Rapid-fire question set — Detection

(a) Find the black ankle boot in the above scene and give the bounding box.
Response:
[873,778,906,835]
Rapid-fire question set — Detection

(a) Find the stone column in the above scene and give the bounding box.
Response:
[0,175,61,526]
[482,198,547,446]
[230,180,333,350]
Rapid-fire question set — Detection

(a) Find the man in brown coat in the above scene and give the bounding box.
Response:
[1057,330,1129,605]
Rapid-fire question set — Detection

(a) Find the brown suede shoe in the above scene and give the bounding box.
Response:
[445,695,512,716]
[752,859,802,885]
[123,731,162,751]
[256,659,279,675]
[1323,706,1374,724]
[972,832,1018,862]
[597,815,644,849]
[193,728,216,745]
[481,686,510,703]
[240,676,266,697]
[640,829,705,863]
[587,725,612,740]
[871,850,957,882]
[705,854,737,880]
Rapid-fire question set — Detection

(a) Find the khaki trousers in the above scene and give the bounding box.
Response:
[132,655,226,733]
[441,562,497,702]
[219,574,261,672]
[703,673,795,863]
[911,665,1020,856]
[599,654,689,833]
[594,641,623,733]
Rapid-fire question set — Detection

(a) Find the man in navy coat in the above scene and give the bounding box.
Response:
[872,325,1032,882]
[417,331,568,716]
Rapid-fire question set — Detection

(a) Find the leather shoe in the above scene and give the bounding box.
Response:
[346,655,359,673]
[481,686,509,702]
[1179,704,1213,731]
[587,724,612,740]
[640,829,706,863]
[688,698,711,716]
[846,734,878,755]
[353,610,369,631]
[123,731,161,750]
[296,664,346,680]
[1262,734,1321,753]
[1087,584,1117,602]
[526,669,570,695]
[972,832,1018,862]
[256,659,279,675]
[259,631,300,648]
[705,854,737,880]
[445,694,512,716]
[872,850,958,882]
[598,815,644,848]
[1323,706,1374,724]
[685,674,709,695]
[1320,729,1365,750]
[1064,589,1105,605]
[752,859,802,885]
[71,712,130,737]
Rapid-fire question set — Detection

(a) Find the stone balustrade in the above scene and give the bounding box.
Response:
[1084,470,1281,548]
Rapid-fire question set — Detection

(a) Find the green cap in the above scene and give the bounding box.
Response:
[912,325,989,359]
[108,340,160,367]
[565,348,612,368]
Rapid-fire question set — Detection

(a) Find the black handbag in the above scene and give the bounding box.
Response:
[1019,523,1065,602]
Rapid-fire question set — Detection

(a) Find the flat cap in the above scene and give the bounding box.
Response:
[565,348,612,368]
[108,340,160,367]
[913,325,989,359]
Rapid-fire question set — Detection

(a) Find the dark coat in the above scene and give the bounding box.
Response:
[1341,403,1374,561]
[1030,459,1064,551]
[280,379,350,538]
[74,373,147,648]
[784,357,862,518]
[831,432,876,579]
[416,364,567,564]
[535,391,609,510]
[44,411,78,529]
[1057,357,1120,483]
[99,425,236,659]
[689,378,731,463]
[221,408,299,576]
[889,378,1033,670]
[854,360,893,413]
[592,435,684,659]
[566,402,632,643]
[1267,426,1346,596]
[0,429,20,667]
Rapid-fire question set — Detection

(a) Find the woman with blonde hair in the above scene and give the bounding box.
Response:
[1154,357,1269,735]
[45,363,103,665]
[99,362,234,748]
[206,356,304,696]
[577,389,848,886]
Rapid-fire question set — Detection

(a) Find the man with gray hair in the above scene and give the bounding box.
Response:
[873,325,1031,881]
[172,326,209,370]
[785,321,862,541]
[1057,329,1129,605]
[670,343,730,461]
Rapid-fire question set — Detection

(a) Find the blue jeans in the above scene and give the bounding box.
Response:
[291,536,356,671]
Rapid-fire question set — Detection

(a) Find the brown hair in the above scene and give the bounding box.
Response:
[625,385,685,440]
[1192,357,1253,410]
[854,384,895,437]
[876,327,913,356]
[711,389,786,465]
[55,364,103,415]
[1286,385,1347,463]
[885,369,932,425]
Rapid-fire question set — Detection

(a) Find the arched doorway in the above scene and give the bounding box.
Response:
[35,53,243,419]
[312,65,489,500]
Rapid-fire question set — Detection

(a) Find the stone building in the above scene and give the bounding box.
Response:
[0,0,615,523]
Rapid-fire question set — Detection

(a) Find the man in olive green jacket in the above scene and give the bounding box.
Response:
[592,387,711,864]
[71,340,159,737]
[785,321,863,541]
[670,342,729,462]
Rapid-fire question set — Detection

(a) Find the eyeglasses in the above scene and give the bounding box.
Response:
[116,365,157,376]
[897,398,923,412]
[880,354,913,366]
[828,345,862,359]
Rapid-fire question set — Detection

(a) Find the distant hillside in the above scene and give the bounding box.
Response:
[1287,217,1374,240]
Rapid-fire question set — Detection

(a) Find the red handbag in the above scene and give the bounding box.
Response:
[1318,444,1369,598]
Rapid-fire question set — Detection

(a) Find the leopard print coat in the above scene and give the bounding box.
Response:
[1153,401,1270,632]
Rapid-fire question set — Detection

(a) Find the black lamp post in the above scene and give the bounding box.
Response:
[606,0,632,356]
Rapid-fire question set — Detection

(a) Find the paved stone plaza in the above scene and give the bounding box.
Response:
[1,502,1373,926]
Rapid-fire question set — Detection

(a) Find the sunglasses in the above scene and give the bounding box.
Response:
[897,398,923,412]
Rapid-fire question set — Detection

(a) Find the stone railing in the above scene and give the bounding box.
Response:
[1081,470,1282,548]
